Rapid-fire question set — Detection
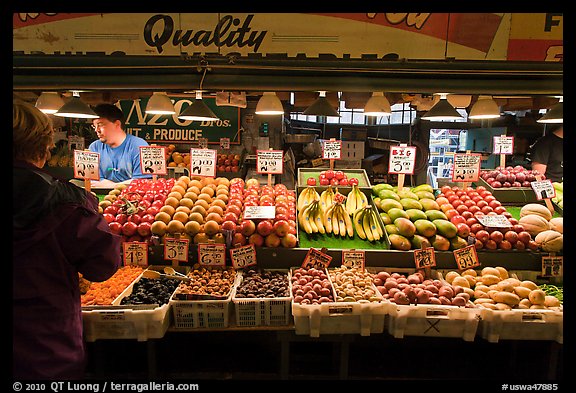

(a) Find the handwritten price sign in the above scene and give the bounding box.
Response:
[541,255,563,277]
[452,153,481,182]
[198,243,226,267]
[342,250,365,269]
[163,238,190,263]
[243,205,276,220]
[189,148,217,177]
[256,150,283,174]
[414,247,436,269]
[230,244,257,269]
[530,180,556,201]
[301,248,332,270]
[140,146,167,175]
[476,215,512,228]
[123,242,148,267]
[220,138,230,150]
[323,140,342,160]
[453,245,480,270]
[73,150,100,180]
[388,145,417,175]
[493,136,514,155]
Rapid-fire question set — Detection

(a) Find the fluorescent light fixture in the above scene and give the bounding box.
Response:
[255,92,284,115]
[421,93,464,121]
[54,92,98,119]
[537,97,563,124]
[363,92,391,117]
[145,92,176,115]
[35,92,65,114]
[303,91,340,117]
[469,95,501,119]
[178,91,219,122]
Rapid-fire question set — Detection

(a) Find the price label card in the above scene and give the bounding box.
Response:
[414,247,436,269]
[541,255,563,277]
[476,215,512,228]
[453,245,480,270]
[123,242,148,267]
[388,145,417,174]
[323,140,342,160]
[243,205,276,220]
[73,150,100,180]
[230,244,257,269]
[198,243,226,267]
[220,138,230,150]
[163,238,190,263]
[198,138,208,149]
[68,135,85,151]
[530,180,556,200]
[140,146,167,175]
[256,150,284,174]
[493,136,514,155]
[189,148,217,178]
[301,248,332,270]
[452,153,481,182]
[342,250,365,269]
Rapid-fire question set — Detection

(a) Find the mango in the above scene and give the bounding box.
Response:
[412,184,434,194]
[385,224,400,236]
[377,189,401,202]
[406,209,428,222]
[379,198,404,213]
[414,191,436,200]
[425,210,448,221]
[419,198,441,211]
[388,234,412,251]
[373,184,394,194]
[388,208,409,221]
[450,236,469,250]
[410,234,432,249]
[430,234,451,251]
[432,219,458,239]
[379,212,392,225]
[400,198,423,211]
[397,189,419,200]
[394,217,416,238]
[414,219,437,237]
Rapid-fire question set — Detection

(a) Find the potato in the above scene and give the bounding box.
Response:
[492,291,520,306]
[474,298,495,304]
[480,302,498,310]
[520,280,538,290]
[530,304,547,310]
[528,289,546,305]
[487,290,499,300]
[464,275,477,288]
[445,271,460,284]
[474,289,490,299]
[544,295,561,308]
[451,296,467,307]
[504,277,521,287]
[481,274,501,286]
[452,276,470,288]
[462,287,475,298]
[496,281,515,293]
[474,284,490,293]
[513,286,531,299]
[519,298,532,309]
[495,266,509,279]
[462,269,477,277]
[494,302,512,311]
[481,267,501,277]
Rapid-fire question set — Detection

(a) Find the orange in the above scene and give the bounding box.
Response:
[204,220,220,236]
[175,205,191,215]
[167,191,182,201]
[151,221,167,236]
[166,219,185,234]
[197,193,213,204]
[205,212,223,224]
[206,205,224,216]
[188,212,205,224]
[164,196,180,209]
[183,192,198,202]
[187,185,201,195]
[173,211,189,224]
[184,221,201,236]
[215,194,229,203]
[179,197,195,209]
[190,205,207,217]
[154,211,172,225]
[189,180,203,190]
[159,205,176,216]
[193,232,210,244]
[201,186,215,197]
[171,185,187,196]
[210,199,226,209]
[195,199,210,211]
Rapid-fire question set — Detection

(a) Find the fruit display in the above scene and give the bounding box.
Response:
[217,152,242,173]
[166,147,190,169]
[305,169,359,187]
[372,270,476,307]
[480,165,542,188]
[552,182,563,208]
[80,265,144,306]
[173,265,237,299]
[328,266,382,303]
[234,269,290,298]
[99,178,176,243]
[443,266,562,311]
[291,267,335,304]
[120,276,181,306]
[47,144,73,168]
[518,204,563,252]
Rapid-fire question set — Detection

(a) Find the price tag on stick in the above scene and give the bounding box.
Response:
[198,243,226,267]
[453,245,480,270]
[452,152,481,187]
[220,138,230,150]
[414,247,436,269]
[230,244,257,269]
[73,150,100,191]
[541,254,563,277]
[123,242,149,267]
[140,145,167,176]
[388,144,416,192]
[342,249,365,270]
[323,139,341,170]
[189,148,217,178]
[531,176,556,214]
[256,149,284,175]
[163,237,190,267]
[493,135,514,168]
[302,248,332,270]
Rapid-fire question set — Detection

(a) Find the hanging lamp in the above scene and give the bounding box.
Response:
[363,92,391,117]
[54,91,98,119]
[35,92,65,114]
[145,92,176,115]
[255,92,284,115]
[178,91,219,122]
[537,97,563,124]
[469,95,501,120]
[421,93,464,121]
[303,91,340,117]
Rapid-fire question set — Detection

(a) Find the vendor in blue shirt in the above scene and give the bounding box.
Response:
[89,103,152,187]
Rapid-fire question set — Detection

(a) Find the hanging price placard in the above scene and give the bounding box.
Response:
[73,150,100,180]
[139,146,167,175]
[452,153,481,182]
[301,248,332,270]
[243,205,276,220]
[541,254,563,277]
[189,148,217,178]
[388,145,417,174]
[414,247,436,269]
[453,245,480,270]
[68,135,85,151]
[123,242,148,267]
[256,150,284,174]
[198,243,227,267]
[230,244,257,269]
[475,215,512,228]
[198,138,208,149]
[530,180,556,201]
[220,137,230,150]
[163,238,190,263]
[342,249,365,269]
[493,136,514,155]
[323,140,342,160]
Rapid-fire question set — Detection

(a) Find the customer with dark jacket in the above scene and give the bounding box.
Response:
[13,100,122,379]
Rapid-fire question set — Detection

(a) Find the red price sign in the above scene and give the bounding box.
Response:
[73,150,100,180]
[198,243,226,267]
[388,145,417,174]
[123,242,148,267]
[302,248,332,270]
[453,245,480,270]
[414,247,436,269]
[163,238,190,263]
[230,244,257,269]
[140,146,167,175]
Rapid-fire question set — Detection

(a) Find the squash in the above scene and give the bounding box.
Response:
[519,214,551,237]
[548,217,563,233]
[534,230,563,252]
[520,203,553,221]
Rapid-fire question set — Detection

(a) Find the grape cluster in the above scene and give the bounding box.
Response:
[120,277,180,305]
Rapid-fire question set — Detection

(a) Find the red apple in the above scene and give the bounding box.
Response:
[334,171,345,180]
[470,223,483,233]
[456,223,470,238]
[484,239,498,250]
[504,231,519,244]
[476,230,490,243]
[273,220,290,237]
[221,220,237,232]
[517,231,532,245]
[121,221,138,237]
[248,233,264,247]
[109,221,122,235]
[281,233,298,248]
[490,230,504,243]
[240,219,256,236]
[474,239,484,250]
[264,233,282,248]
[137,222,152,237]
[102,213,116,224]
[450,215,466,225]
[232,232,247,247]
[325,170,335,180]
[257,220,274,237]
[348,178,359,186]
[514,240,526,250]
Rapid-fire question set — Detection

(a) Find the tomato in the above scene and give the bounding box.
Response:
[102,213,115,224]
[115,213,128,225]
[104,205,118,216]
[121,221,138,237]
[348,177,359,186]
[334,171,345,180]
[325,170,335,180]
[307,177,317,186]
[137,222,152,237]
[108,221,122,235]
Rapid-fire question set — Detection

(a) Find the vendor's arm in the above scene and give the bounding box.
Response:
[531,162,547,176]
[90,178,119,189]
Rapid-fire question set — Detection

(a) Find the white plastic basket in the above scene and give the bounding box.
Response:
[232,270,293,327]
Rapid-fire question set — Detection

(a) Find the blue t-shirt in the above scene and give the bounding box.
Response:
[89,134,152,182]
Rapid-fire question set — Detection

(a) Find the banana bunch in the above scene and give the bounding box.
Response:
[345,184,368,216]
[320,185,336,211]
[297,186,320,211]
[323,201,354,237]
[353,206,384,242]
[298,200,326,234]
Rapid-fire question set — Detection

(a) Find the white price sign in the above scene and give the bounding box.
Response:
[73,150,100,180]
[189,148,217,177]
[198,243,227,267]
[163,238,190,263]
[476,215,512,228]
[531,180,556,200]
[220,138,230,150]
[243,206,276,220]
[341,250,365,269]
[230,244,257,269]
[256,150,284,174]
[388,145,417,175]
[452,153,481,182]
[323,140,342,160]
[123,242,148,267]
[493,136,514,155]
[140,146,167,175]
